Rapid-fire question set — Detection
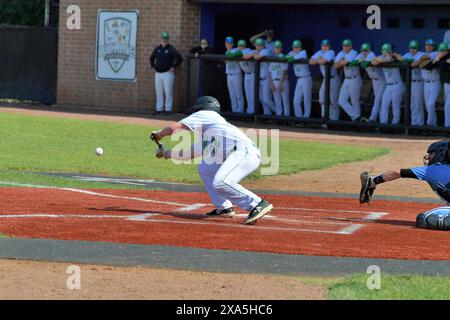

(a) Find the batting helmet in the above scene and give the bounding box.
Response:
[187,96,221,114]
[425,140,450,165]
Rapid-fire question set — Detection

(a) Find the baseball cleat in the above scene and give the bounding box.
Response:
[206,207,235,218]
[244,200,273,225]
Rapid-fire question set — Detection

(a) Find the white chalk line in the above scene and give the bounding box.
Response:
[0,180,390,234]
[0,212,355,235]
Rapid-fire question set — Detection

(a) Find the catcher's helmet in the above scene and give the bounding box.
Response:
[187,96,221,114]
[424,140,450,165]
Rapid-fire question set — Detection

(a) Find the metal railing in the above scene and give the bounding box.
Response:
[184,53,448,136]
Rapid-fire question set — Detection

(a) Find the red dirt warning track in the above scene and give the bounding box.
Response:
[0,187,448,260]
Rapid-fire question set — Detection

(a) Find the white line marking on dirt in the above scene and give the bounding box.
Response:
[336,224,365,235]
[0,213,348,234]
[177,204,207,212]
[0,181,207,208]
[276,206,389,215]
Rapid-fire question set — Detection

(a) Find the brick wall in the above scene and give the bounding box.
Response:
[57,0,200,113]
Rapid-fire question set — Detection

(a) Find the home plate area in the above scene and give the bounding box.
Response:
[0,187,449,260]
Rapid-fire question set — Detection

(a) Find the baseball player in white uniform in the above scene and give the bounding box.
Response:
[151,96,273,225]
[393,40,425,126]
[253,38,275,115]
[250,29,275,54]
[288,40,312,118]
[335,39,364,121]
[239,40,257,114]
[224,36,245,113]
[419,39,441,127]
[269,41,290,117]
[372,43,405,125]
[357,43,386,123]
[309,39,341,121]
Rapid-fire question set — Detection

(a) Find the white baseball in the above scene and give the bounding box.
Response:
[95,147,104,156]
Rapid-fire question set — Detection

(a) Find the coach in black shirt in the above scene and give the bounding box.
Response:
[150,32,183,114]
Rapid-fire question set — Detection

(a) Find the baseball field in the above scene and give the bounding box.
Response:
[0,106,449,300]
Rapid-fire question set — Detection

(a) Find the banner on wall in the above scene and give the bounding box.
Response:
[96,10,138,81]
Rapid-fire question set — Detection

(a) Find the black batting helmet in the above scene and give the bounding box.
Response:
[424,140,450,165]
[187,96,221,114]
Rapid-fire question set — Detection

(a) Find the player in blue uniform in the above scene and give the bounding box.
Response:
[359,140,450,230]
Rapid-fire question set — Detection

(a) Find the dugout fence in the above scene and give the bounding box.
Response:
[184,53,449,136]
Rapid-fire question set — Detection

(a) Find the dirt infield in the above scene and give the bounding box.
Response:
[0,186,448,261]
[0,259,325,300]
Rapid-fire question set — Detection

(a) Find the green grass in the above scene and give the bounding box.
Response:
[0,112,389,188]
[326,274,450,300]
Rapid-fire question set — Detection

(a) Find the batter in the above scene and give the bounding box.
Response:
[151,96,273,225]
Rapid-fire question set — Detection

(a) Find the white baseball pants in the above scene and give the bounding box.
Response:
[293,76,313,118]
[198,147,262,211]
[369,79,386,122]
[338,77,362,121]
[424,81,441,127]
[380,83,404,125]
[410,80,425,126]
[244,73,256,114]
[319,76,341,121]
[272,80,290,117]
[155,71,175,112]
[227,73,244,113]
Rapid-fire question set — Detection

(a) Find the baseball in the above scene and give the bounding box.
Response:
[95,147,104,156]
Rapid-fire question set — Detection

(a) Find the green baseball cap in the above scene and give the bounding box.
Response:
[342,39,352,46]
[255,38,265,46]
[292,40,302,48]
[321,39,331,46]
[438,42,449,52]
[237,39,246,47]
[408,40,419,49]
[160,32,169,40]
[361,43,371,51]
[381,43,392,53]
[274,40,283,49]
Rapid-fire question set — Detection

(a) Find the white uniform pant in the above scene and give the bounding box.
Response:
[293,76,313,118]
[155,71,175,112]
[410,80,425,126]
[272,80,290,117]
[369,79,386,122]
[380,82,404,125]
[424,80,441,127]
[260,79,275,115]
[198,148,262,211]
[227,73,244,113]
[319,76,341,121]
[445,83,450,128]
[338,77,362,121]
[244,73,256,114]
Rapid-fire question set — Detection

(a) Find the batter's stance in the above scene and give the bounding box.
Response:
[151,96,273,225]
[359,140,450,231]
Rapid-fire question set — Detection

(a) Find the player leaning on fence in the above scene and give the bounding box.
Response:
[357,43,386,123]
[224,36,245,113]
[288,40,313,119]
[309,39,341,121]
[371,43,405,125]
